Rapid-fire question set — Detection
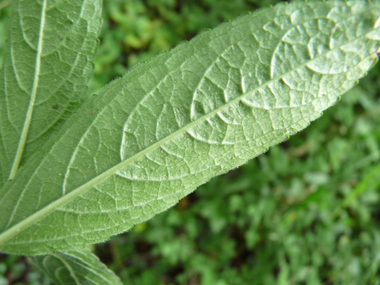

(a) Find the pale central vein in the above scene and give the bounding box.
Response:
[8,0,47,180]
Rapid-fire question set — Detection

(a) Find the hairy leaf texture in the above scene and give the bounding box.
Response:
[0,1,379,255]
[0,0,102,185]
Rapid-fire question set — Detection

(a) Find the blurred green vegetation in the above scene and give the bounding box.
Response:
[1,0,380,284]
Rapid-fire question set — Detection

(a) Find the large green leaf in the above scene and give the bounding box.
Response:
[0,0,102,186]
[0,1,379,255]
[31,249,122,285]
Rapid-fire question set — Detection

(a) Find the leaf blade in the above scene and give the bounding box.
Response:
[0,0,102,184]
[8,0,48,180]
[0,1,379,255]
[31,249,123,285]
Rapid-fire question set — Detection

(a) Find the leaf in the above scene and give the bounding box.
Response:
[31,249,123,285]
[0,0,102,186]
[0,1,379,255]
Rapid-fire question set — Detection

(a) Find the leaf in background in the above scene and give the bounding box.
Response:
[0,1,379,255]
[31,249,123,285]
[0,0,102,186]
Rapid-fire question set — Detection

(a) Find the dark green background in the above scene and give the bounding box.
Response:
[1,0,380,284]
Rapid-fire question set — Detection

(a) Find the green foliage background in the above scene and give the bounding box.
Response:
[1,0,380,284]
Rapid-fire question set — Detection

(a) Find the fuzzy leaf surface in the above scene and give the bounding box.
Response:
[0,1,379,255]
[0,0,102,185]
[31,249,122,285]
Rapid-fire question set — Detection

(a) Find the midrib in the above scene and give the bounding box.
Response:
[0,4,378,247]
[8,0,47,179]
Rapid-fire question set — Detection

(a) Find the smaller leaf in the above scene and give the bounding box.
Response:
[0,0,103,185]
[31,249,122,285]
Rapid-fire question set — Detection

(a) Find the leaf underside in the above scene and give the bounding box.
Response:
[0,1,379,255]
[31,248,123,285]
[0,0,102,185]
